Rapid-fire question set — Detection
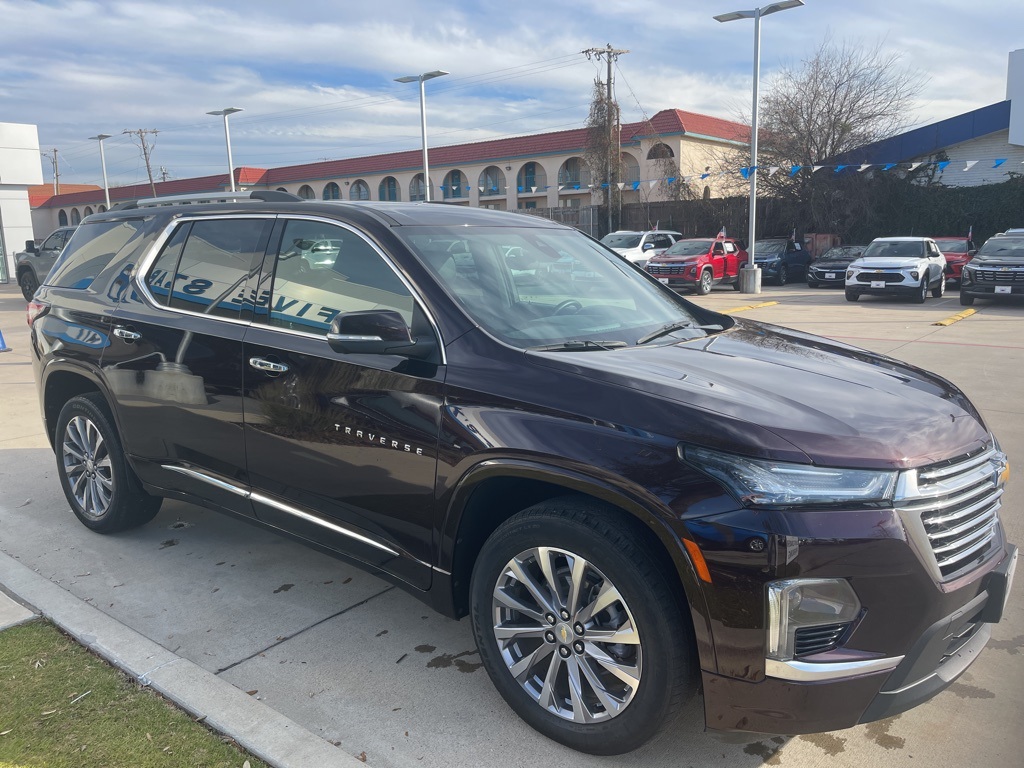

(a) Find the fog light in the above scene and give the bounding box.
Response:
[767,579,860,661]
[846,270,854,279]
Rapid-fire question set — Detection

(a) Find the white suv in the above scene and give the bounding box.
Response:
[600,230,682,268]
[845,237,947,303]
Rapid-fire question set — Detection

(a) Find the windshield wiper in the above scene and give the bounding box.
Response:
[528,340,628,352]
[637,321,722,345]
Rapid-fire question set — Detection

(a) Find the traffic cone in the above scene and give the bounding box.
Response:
[0,327,10,353]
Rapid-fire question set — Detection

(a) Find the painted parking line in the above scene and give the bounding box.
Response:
[722,300,779,313]
[933,308,977,326]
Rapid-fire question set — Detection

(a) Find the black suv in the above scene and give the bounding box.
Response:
[960,233,1024,305]
[30,193,1017,755]
[752,237,811,285]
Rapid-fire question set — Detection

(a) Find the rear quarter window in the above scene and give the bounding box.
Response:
[45,220,145,290]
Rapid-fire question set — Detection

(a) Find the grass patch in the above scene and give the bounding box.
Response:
[0,620,268,768]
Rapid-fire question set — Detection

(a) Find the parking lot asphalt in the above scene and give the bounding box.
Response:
[1,280,1022,768]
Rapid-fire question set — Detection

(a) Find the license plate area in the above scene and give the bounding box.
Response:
[657,277,669,284]
[996,285,1012,294]
[825,272,836,279]
[871,280,886,288]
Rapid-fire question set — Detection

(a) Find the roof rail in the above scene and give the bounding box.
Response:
[118,190,302,210]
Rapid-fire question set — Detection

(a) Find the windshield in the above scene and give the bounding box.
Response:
[976,236,1024,260]
[755,241,787,255]
[933,239,968,253]
[399,226,716,349]
[600,233,642,249]
[817,246,863,262]
[862,240,925,259]
[663,239,713,256]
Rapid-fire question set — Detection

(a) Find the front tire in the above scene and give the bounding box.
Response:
[931,274,945,298]
[469,500,694,755]
[845,289,860,302]
[913,278,927,304]
[807,280,819,288]
[960,293,975,306]
[55,394,161,533]
[19,270,39,302]
[695,269,713,296]
[776,264,788,286]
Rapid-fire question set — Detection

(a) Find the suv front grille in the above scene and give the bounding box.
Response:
[973,268,1024,283]
[856,271,903,283]
[646,265,688,276]
[897,448,1004,579]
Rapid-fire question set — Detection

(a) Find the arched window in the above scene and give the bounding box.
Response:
[98,205,107,213]
[410,174,427,202]
[297,185,315,199]
[350,180,370,200]
[703,185,711,200]
[83,206,94,217]
[70,208,82,225]
[443,170,464,200]
[557,157,589,188]
[516,162,547,192]
[323,182,340,200]
[58,210,68,226]
[276,187,288,192]
[478,166,506,196]
[647,142,674,160]
[378,176,400,201]
[620,153,641,184]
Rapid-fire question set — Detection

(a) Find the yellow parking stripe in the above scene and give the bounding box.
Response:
[933,308,977,326]
[722,300,779,313]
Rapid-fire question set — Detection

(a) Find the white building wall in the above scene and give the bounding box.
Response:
[0,122,44,282]
[929,129,1024,187]
[1007,48,1024,147]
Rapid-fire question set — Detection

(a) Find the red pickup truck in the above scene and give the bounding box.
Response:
[645,237,748,294]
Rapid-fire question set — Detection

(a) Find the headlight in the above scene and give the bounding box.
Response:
[910,270,919,280]
[962,266,975,283]
[846,270,854,279]
[681,445,897,507]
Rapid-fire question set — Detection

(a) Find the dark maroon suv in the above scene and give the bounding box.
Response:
[29,193,1017,754]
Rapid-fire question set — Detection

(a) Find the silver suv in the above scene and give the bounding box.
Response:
[15,226,77,301]
[600,230,683,268]
[845,237,947,303]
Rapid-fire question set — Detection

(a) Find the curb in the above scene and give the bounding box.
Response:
[723,300,780,313]
[933,307,977,326]
[0,550,362,768]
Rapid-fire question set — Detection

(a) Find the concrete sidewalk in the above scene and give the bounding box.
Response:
[2,280,1023,768]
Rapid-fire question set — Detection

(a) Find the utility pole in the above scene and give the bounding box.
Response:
[122,128,160,196]
[41,149,60,195]
[582,44,629,235]
[159,166,170,182]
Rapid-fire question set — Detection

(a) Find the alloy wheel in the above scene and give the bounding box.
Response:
[62,415,114,519]
[491,546,642,723]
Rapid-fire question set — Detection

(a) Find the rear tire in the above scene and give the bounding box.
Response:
[845,289,859,302]
[469,499,695,755]
[55,393,161,533]
[960,293,975,306]
[19,270,39,302]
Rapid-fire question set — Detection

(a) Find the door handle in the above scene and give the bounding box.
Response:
[249,357,289,374]
[113,326,141,341]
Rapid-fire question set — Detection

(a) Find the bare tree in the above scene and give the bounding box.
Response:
[745,38,927,233]
[583,79,621,224]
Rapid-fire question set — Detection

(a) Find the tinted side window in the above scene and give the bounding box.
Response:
[46,220,144,290]
[145,223,191,307]
[260,220,414,335]
[41,231,66,251]
[168,219,270,318]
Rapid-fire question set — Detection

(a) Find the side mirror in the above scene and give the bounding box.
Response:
[326,310,436,360]
[642,242,655,251]
[24,240,38,254]
[968,249,977,257]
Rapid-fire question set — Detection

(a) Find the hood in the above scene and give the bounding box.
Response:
[811,258,853,269]
[852,257,922,269]
[528,320,988,470]
[651,254,700,263]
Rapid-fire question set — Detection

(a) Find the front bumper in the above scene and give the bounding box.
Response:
[702,543,1017,734]
[807,267,846,285]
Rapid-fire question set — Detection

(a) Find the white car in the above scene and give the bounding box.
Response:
[845,237,947,303]
[600,229,682,268]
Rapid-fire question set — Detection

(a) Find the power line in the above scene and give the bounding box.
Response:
[122,129,160,195]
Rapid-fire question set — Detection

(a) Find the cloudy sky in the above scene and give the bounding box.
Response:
[2,0,1020,188]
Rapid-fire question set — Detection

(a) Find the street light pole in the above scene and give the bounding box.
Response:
[88,134,112,209]
[714,1,804,294]
[395,71,449,202]
[206,107,243,192]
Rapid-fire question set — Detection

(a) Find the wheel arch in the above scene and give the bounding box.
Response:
[42,364,115,449]
[437,459,714,667]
